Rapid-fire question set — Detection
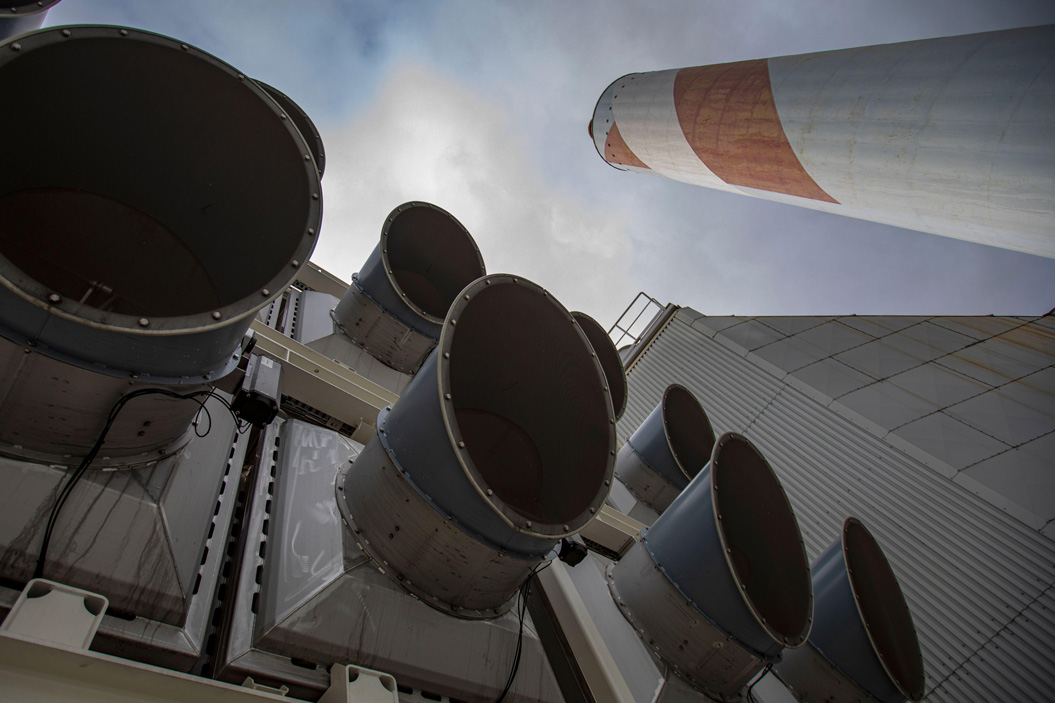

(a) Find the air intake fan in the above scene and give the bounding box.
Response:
[615,383,715,513]
[338,273,617,617]
[608,432,814,700]
[774,516,926,702]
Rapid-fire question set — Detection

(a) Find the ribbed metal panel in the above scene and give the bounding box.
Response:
[621,310,1055,701]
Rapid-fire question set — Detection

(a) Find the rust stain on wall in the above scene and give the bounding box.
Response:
[673,60,837,203]
[605,122,650,170]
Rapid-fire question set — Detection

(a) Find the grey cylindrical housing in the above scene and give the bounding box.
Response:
[339,274,616,616]
[610,433,813,697]
[0,26,322,383]
[256,80,326,177]
[0,1,60,43]
[333,202,485,374]
[775,517,925,703]
[572,311,627,421]
[616,383,714,513]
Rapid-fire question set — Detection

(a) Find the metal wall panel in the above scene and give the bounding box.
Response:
[620,309,1055,701]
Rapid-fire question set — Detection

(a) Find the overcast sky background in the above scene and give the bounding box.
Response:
[46,1,1055,328]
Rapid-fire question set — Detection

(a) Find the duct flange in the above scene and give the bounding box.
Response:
[256,80,326,177]
[0,0,61,43]
[339,274,616,615]
[609,432,813,698]
[616,383,714,513]
[0,25,322,385]
[333,202,485,374]
[572,311,628,421]
[774,517,925,703]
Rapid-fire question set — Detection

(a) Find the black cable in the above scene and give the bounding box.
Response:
[33,388,243,580]
[746,662,773,703]
[496,561,552,703]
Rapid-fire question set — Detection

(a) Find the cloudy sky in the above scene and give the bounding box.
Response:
[46,0,1055,328]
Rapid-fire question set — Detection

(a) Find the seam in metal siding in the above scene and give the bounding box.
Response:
[621,311,1055,701]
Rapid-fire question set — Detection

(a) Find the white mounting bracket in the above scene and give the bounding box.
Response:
[318,663,398,703]
[0,579,108,650]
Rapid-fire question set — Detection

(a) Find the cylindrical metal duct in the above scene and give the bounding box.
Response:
[774,517,925,703]
[0,1,60,43]
[256,80,326,177]
[338,274,616,617]
[332,202,485,374]
[572,311,627,421]
[0,26,321,461]
[609,433,813,699]
[589,26,1055,258]
[615,383,714,513]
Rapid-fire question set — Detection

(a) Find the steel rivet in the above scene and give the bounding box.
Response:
[291,260,300,267]
[589,508,595,514]
[486,489,493,496]
[450,319,456,325]
[181,44,189,50]
[61,29,70,37]
[464,294,470,300]
[443,352,450,358]
[563,525,569,530]
[604,479,610,486]
[308,228,315,235]
[445,393,451,400]
[138,318,150,327]
[526,521,532,528]
[238,73,244,79]
[212,311,222,320]
[458,441,465,448]
[11,43,21,51]
[312,193,319,199]
[261,289,270,296]
[47,293,61,304]
[120,29,128,36]
[610,450,615,455]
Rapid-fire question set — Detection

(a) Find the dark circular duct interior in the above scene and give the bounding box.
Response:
[257,80,326,177]
[383,205,485,321]
[663,384,714,481]
[572,311,628,421]
[844,517,926,701]
[713,436,813,645]
[447,278,613,530]
[0,27,319,327]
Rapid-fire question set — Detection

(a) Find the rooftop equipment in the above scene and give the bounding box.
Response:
[573,310,629,421]
[609,432,813,699]
[340,273,617,616]
[0,0,61,42]
[774,516,926,702]
[615,383,714,513]
[332,202,485,375]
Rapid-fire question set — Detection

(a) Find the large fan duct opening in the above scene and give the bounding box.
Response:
[339,274,615,617]
[609,432,813,698]
[615,383,714,513]
[572,311,628,421]
[333,202,485,374]
[0,26,321,461]
[775,517,925,702]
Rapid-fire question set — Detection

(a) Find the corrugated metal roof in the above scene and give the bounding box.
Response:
[618,310,1055,702]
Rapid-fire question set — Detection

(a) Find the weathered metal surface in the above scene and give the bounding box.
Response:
[222,419,565,703]
[0,394,240,630]
[0,25,321,382]
[620,309,1055,702]
[331,282,438,374]
[774,517,925,703]
[0,0,60,43]
[617,383,715,513]
[608,542,764,700]
[592,27,1055,258]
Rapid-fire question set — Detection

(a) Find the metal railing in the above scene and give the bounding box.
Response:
[608,292,665,348]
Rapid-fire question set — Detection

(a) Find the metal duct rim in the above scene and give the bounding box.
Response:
[3,1,61,17]
[256,80,326,177]
[661,383,714,482]
[378,201,485,327]
[572,310,628,421]
[435,273,616,540]
[841,516,926,701]
[708,432,813,648]
[0,26,322,378]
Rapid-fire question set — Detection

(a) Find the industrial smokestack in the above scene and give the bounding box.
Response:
[774,517,926,703]
[0,26,321,462]
[609,432,813,698]
[572,311,628,421]
[0,1,60,43]
[589,26,1055,258]
[338,274,616,617]
[615,383,714,513]
[332,202,485,374]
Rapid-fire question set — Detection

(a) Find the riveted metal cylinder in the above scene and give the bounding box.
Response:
[339,274,616,616]
[572,310,627,421]
[610,432,813,697]
[616,383,714,513]
[774,517,925,703]
[0,0,61,43]
[0,26,321,459]
[333,202,485,374]
[256,80,326,177]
